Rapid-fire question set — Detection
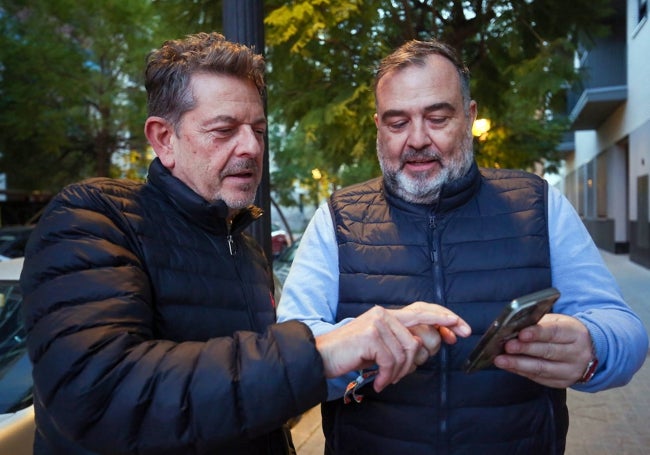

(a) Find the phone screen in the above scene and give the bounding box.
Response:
[464,287,560,374]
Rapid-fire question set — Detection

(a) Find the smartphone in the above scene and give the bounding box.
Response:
[463,287,560,374]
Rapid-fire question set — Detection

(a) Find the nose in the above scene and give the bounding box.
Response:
[407,120,431,151]
[236,124,264,157]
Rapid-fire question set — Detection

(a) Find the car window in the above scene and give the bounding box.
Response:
[0,281,32,413]
[277,239,299,263]
[0,227,34,259]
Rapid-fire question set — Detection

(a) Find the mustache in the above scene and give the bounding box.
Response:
[400,149,443,166]
[220,159,260,177]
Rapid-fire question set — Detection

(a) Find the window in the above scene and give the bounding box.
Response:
[566,170,578,210]
[577,166,586,217]
[596,153,608,218]
[585,161,596,218]
[638,175,649,248]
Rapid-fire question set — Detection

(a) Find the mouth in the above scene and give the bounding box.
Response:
[224,170,255,179]
[222,171,258,189]
[222,161,259,183]
[403,157,441,173]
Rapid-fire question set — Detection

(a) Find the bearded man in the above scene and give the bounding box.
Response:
[277,39,647,455]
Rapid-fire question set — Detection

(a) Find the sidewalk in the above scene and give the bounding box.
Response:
[291,250,650,454]
[565,250,650,455]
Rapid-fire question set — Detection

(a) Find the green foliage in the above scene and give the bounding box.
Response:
[150,0,223,40]
[265,0,613,204]
[265,0,385,204]
[0,0,161,192]
[0,0,614,200]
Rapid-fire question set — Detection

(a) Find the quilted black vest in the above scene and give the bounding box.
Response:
[322,162,568,455]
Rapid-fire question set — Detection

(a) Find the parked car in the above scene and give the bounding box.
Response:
[271,223,292,258]
[0,257,34,454]
[272,238,300,286]
[0,226,34,261]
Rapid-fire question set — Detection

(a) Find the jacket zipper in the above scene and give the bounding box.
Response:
[223,227,256,331]
[429,214,444,303]
[227,234,236,256]
[429,212,448,452]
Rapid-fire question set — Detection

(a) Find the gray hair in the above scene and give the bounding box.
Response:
[145,32,266,131]
[374,39,471,111]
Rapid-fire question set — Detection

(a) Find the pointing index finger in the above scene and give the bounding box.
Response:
[391,306,471,338]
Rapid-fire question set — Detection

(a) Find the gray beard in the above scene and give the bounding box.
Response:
[220,190,257,210]
[378,133,474,205]
[216,159,260,209]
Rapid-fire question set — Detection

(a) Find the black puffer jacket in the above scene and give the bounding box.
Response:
[20,158,327,454]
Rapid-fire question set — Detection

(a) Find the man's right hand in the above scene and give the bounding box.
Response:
[315,302,470,392]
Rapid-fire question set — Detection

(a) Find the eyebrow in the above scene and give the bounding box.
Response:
[205,115,267,126]
[380,102,456,122]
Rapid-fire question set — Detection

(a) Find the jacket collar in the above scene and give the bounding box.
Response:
[146,158,262,235]
[383,160,481,215]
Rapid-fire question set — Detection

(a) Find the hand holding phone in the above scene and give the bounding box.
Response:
[464,287,560,374]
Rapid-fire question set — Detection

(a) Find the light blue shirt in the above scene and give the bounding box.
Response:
[277,184,648,399]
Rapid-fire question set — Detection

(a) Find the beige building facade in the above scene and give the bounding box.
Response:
[561,0,650,268]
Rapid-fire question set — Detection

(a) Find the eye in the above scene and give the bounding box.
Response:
[387,120,408,131]
[208,126,236,138]
[427,116,449,126]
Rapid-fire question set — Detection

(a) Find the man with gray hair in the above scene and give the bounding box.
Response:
[20,33,469,454]
[278,39,647,454]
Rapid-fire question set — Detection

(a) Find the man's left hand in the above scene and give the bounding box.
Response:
[493,314,594,388]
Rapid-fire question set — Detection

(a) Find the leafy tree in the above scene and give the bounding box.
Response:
[264,0,612,206]
[0,0,160,192]
[151,0,223,40]
[0,0,615,206]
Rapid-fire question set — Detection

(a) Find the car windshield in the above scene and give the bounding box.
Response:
[276,240,299,263]
[0,226,33,260]
[0,280,31,413]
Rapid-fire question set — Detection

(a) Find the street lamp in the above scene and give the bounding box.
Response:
[472,118,493,166]
[311,168,323,208]
[472,118,491,140]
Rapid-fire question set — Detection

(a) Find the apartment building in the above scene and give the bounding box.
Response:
[562,0,650,268]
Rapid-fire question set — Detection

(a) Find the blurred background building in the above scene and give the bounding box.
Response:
[561,0,650,268]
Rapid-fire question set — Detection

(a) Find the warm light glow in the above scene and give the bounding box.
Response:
[311,168,322,180]
[472,118,491,138]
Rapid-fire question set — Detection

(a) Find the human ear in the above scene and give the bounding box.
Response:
[144,116,175,168]
[468,100,478,125]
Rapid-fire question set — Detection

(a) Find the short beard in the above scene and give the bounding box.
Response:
[379,132,474,205]
[220,189,257,210]
[216,159,260,209]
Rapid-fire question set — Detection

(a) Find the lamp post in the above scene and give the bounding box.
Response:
[472,118,491,140]
[311,168,322,208]
[222,0,272,261]
[472,118,491,165]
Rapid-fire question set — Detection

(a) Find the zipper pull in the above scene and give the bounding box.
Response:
[429,214,438,262]
[227,234,236,255]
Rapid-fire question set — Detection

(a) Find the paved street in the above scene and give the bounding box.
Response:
[291,250,650,454]
[565,250,650,455]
